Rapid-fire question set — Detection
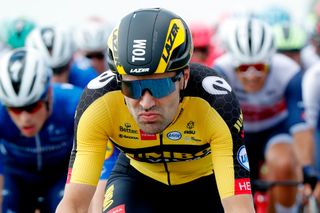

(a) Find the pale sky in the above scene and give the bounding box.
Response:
[0,0,314,27]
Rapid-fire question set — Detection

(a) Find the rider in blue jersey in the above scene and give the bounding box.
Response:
[0,47,82,212]
[25,25,97,89]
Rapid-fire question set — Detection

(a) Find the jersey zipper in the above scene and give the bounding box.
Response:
[35,134,43,171]
[160,133,171,185]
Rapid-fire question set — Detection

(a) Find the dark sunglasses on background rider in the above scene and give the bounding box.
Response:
[85,52,105,60]
[7,100,45,115]
[236,63,269,74]
[120,71,184,100]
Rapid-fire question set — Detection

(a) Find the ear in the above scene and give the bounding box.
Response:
[182,67,190,89]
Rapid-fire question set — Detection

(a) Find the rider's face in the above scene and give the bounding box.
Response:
[7,101,49,137]
[235,63,269,93]
[122,69,189,134]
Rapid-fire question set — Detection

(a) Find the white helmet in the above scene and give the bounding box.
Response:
[226,17,275,65]
[0,48,52,107]
[25,25,74,69]
[73,18,111,52]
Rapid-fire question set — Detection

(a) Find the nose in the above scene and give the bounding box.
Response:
[139,90,156,110]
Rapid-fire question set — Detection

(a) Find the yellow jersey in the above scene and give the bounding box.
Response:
[67,63,251,199]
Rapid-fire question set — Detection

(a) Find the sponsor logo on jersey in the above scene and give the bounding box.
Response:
[127,146,211,163]
[237,145,250,171]
[103,184,115,211]
[233,113,243,133]
[140,130,157,140]
[119,124,138,134]
[235,178,251,194]
[167,131,182,140]
[184,136,201,142]
[105,204,125,213]
[87,71,115,89]
[184,121,196,134]
[118,134,139,140]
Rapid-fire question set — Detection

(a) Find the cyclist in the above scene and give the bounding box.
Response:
[213,17,315,213]
[0,47,82,212]
[189,22,224,67]
[0,16,36,49]
[56,8,255,213]
[301,20,320,70]
[256,4,291,27]
[273,22,308,70]
[73,17,112,74]
[25,25,97,88]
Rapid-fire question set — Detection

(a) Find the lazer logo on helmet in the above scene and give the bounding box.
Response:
[162,23,179,62]
[129,68,150,73]
[112,29,120,67]
[131,39,146,62]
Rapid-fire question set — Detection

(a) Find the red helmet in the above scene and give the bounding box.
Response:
[189,22,214,48]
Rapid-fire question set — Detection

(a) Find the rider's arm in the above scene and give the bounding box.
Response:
[56,93,110,212]
[202,71,254,212]
[56,183,96,213]
[293,127,315,165]
[284,71,315,166]
[222,194,255,213]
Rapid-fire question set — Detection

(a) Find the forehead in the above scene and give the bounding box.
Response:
[121,72,176,81]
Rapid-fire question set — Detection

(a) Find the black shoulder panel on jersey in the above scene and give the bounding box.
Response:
[185,63,241,129]
[185,63,248,179]
[69,71,120,168]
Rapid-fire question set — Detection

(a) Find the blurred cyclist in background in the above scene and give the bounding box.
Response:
[214,17,316,213]
[0,47,82,212]
[302,63,320,204]
[273,23,308,70]
[256,4,292,27]
[189,22,224,67]
[25,25,97,88]
[301,20,320,70]
[73,17,112,74]
[0,17,36,49]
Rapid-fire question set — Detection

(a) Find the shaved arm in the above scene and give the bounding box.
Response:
[56,183,96,213]
[221,194,255,213]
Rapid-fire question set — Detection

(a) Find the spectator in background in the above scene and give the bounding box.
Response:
[0,47,82,212]
[25,25,97,88]
[189,22,224,67]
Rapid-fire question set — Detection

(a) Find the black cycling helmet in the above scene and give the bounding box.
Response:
[107,8,193,75]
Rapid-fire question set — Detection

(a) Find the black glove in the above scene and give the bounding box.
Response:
[303,165,320,190]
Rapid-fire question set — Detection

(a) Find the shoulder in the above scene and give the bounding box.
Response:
[75,71,120,116]
[303,62,320,87]
[270,53,302,85]
[186,63,241,125]
[52,83,83,97]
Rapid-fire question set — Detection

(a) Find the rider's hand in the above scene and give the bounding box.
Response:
[313,182,320,204]
[303,165,320,191]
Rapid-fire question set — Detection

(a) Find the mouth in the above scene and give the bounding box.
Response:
[139,112,160,123]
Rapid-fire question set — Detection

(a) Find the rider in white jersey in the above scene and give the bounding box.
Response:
[302,62,320,202]
[214,17,316,213]
[301,21,320,70]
